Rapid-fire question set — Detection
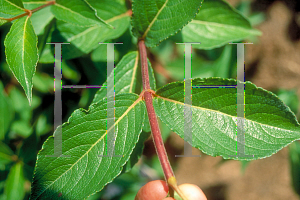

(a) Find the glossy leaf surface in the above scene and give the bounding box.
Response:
[23,2,54,35]
[182,0,261,49]
[92,51,156,132]
[50,0,108,27]
[92,51,156,103]
[31,93,145,200]
[153,78,300,160]
[4,17,38,104]
[0,0,24,17]
[131,0,203,47]
[53,0,130,59]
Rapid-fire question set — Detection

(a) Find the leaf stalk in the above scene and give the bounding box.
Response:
[3,1,55,22]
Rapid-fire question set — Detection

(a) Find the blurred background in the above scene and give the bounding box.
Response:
[0,0,300,199]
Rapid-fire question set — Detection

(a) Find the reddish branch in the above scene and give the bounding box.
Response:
[3,1,55,22]
[139,40,174,180]
[139,40,189,199]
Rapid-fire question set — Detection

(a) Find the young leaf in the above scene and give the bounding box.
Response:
[0,82,14,140]
[4,162,26,200]
[30,93,145,200]
[4,17,38,104]
[182,0,262,49]
[51,0,109,27]
[0,0,24,17]
[52,0,130,60]
[153,78,300,160]
[131,0,203,47]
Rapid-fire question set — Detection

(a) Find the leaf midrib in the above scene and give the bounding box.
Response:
[83,0,106,24]
[142,0,169,39]
[4,0,24,11]
[23,2,48,5]
[35,95,143,198]
[54,3,97,24]
[67,11,129,42]
[22,17,30,97]
[155,95,300,133]
[189,20,260,35]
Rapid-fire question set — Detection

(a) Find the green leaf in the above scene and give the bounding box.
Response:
[51,0,109,27]
[0,18,8,26]
[91,51,156,133]
[33,72,53,93]
[23,2,54,35]
[182,0,262,49]
[211,45,234,78]
[289,141,300,196]
[36,114,51,136]
[131,0,203,47]
[4,17,38,104]
[0,0,24,17]
[0,82,14,140]
[19,130,37,165]
[153,78,300,160]
[30,93,145,200]
[276,89,299,115]
[53,0,130,60]
[0,142,14,166]
[122,131,150,173]
[4,162,26,200]
[92,51,156,104]
[11,120,32,137]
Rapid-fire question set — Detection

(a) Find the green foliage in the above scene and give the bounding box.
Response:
[290,141,300,197]
[4,16,38,104]
[0,0,299,199]
[0,0,24,17]
[0,82,13,140]
[131,0,203,47]
[23,2,54,35]
[153,78,300,160]
[51,0,107,27]
[30,94,145,200]
[53,0,130,60]
[4,162,26,200]
[182,0,261,49]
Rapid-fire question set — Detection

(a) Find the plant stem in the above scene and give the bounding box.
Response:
[138,40,188,199]
[138,40,151,91]
[3,1,55,22]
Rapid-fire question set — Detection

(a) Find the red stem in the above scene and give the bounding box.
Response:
[3,1,55,22]
[138,40,151,90]
[138,40,174,181]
